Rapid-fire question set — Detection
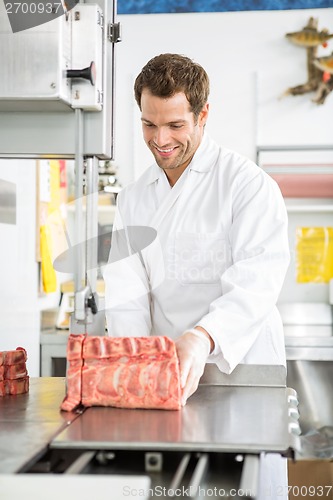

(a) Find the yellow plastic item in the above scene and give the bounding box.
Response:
[296,227,333,283]
[40,224,57,293]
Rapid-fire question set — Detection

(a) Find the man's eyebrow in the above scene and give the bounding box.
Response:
[141,118,186,125]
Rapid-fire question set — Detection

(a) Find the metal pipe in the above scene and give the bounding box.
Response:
[188,453,209,497]
[168,453,191,494]
[65,451,95,474]
[74,107,85,293]
[86,156,99,294]
[239,454,259,498]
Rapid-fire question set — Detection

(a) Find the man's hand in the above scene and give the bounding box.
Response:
[175,328,212,406]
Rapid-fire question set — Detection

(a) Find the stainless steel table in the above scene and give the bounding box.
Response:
[0,378,78,473]
[0,366,300,499]
[53,382,298,455]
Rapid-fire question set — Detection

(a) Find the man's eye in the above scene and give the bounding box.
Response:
[144,123,154,128]
[170,124,183,129]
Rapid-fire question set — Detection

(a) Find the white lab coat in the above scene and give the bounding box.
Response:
[103,133,290,374]
[103,133,290,499]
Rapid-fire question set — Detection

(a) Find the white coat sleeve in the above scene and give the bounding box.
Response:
[102,202,152,337]
[197,172,290,373]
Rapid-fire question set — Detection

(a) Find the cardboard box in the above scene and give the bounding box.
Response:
[288,459,333,500]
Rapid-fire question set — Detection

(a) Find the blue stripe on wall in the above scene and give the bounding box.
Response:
[118,0,333,15]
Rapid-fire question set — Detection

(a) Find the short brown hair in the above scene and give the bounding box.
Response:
[134,53,210,119]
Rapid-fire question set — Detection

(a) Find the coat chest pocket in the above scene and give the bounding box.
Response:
[174,233,229,285]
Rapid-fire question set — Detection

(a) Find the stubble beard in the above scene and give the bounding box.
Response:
[151,142,193,173]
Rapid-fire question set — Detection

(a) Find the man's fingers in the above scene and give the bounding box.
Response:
[175,331,210,405]
[178,355,190,388]
[181,368,199,406]
[176,343,191,388]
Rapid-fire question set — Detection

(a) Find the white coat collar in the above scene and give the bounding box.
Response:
[145,133,219,186]
[188,132,219,173]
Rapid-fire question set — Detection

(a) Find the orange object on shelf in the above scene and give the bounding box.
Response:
[270,173,333,198]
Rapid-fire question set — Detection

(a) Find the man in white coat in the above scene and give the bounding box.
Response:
[104,53,290,497]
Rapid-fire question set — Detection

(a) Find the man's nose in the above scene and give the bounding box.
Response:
[154,127,171,146]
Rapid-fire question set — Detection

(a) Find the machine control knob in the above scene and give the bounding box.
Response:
[66,61,96,85]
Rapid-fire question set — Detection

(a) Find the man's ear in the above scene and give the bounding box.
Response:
[199,103,209,127]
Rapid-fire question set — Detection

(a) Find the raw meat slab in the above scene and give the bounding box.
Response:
[0,376,29,396]
[61,335,181,412]
[0,347,29,396]
[0,362,28,381]
[0,347,27,366]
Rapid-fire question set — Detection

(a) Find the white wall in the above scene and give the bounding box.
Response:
[0,160,41,375]
[113,8,333,187]
[0,160,64,376]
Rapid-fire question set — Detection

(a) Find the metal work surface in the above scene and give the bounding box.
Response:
[0,378,78,473]
[52,377,299,456]
[0,368,299,476]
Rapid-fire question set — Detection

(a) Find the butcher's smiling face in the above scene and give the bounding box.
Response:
[140,89,209,186]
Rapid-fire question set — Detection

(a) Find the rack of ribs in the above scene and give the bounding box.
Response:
[61,335,181,411]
